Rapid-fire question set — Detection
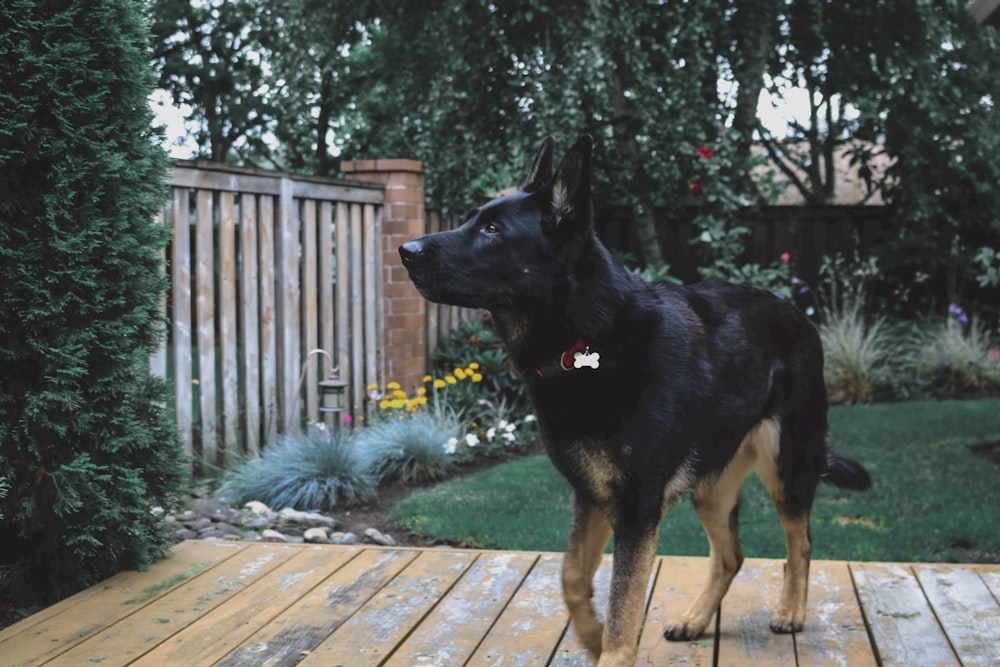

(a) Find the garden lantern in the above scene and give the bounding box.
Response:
[318,378,349,417]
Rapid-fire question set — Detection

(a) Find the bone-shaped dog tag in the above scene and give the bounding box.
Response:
[573,349,600,369]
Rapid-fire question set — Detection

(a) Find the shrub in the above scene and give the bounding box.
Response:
[819,290,897,405]
[220,425,376,510]
[912,317,1000,398]
[356,412,459,485]
[0,0,184,603]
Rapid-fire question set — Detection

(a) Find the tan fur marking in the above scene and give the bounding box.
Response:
[563,500,612,658]
[600,528,660,666]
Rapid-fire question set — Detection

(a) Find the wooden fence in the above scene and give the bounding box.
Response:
[152,162,384,470]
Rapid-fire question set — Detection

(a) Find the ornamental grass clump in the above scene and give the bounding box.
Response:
[355,411,460,486]
[819,291,897,405]
[220,425,376,511]
[913,314,1000,397]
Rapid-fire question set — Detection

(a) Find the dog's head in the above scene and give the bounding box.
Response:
[399,135,595,309]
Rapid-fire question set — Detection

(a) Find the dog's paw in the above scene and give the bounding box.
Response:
[662,618,709,642]
[769,608,805,634]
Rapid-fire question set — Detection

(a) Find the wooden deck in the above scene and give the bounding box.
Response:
[1,540,998,666]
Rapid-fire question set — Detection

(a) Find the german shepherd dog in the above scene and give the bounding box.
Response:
[399,136,871,666]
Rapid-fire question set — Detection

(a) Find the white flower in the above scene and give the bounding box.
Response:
[503,432,516,443]
[465,433,480,447]
[504,422,516,433]
[443,437,458,455]
[523,414,537,423]
[486,427,496,442]
[806,306,816,316]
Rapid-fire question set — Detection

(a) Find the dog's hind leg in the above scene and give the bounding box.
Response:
[664,433,757,641]
[562,493,612,659]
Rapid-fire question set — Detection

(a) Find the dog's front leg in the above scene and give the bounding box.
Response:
[598,515,660,667]
[562,493,613,659]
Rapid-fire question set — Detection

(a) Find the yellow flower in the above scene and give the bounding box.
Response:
[454,368,467,380]
[367,383,379,391]
[445,375,457,385]
[392,389,407,400]
[472,373,483,383]
[390,398,406,409]
[379,399,391,410]
[422,375,432,383]
[417,387,427,396]
[468,362,480,370]
[434,379,446,389]
[412,396,428,406]
[387,381,401,390]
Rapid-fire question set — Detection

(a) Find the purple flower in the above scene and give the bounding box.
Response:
[959,314,969,324]
[948,303,963,315]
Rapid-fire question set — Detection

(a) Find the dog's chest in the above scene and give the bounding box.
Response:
[550,437,627,512]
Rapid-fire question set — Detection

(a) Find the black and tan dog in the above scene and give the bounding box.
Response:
[399,136,871,666]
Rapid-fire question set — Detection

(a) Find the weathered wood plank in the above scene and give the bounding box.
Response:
[218,191,239,459]
[240,194,261,456]
[383,551,538,666]
[349,204,364,410]
[851,562,957,667]
[132,545,359,666]
[170,188,193,463]
[795,560,876,667]
[637,556,716,667]
[715,558,796,667]
[44,543,301,667]
[0,541,246,665]
[214,548,419,667]
[318,201,335,427]
[301,550,477,665]
[362,203,381,393]
[467,553,570,666]
[275,177,300,433]
[301,199,319,423]
[915,563,1000,667]
[167,166,384,205]
[334,202,351,414]
[257,195,278,447]
[195,189,217,464]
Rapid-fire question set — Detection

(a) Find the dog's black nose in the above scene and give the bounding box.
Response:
[399,240,425,266]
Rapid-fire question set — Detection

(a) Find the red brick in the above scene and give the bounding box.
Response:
[374,159,424,173]
[383,281,419,299]
[382,220,424,237]
[383,186,421,203]
[340,159,377,173]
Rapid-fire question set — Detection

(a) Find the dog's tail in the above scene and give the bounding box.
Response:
[822,451,873,491]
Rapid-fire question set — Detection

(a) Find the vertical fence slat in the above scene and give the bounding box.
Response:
[276,178,300,434]
[258,195,278,449]
[334,202,352,415]
[363,204,382,396]
[240,194,261,457]
[319,201,335,427]
[195,190,217,465]
[218,192,239,460]
[349,203,365,417]
[171,188,193,468]
[301,199,319,424]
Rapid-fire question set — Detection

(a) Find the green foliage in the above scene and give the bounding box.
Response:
[392,399,1000,562]
[220,425,377,510]
[819,292,897,405]
[0,0,184,604]
[432,314,528,417]
[356,412,458,486]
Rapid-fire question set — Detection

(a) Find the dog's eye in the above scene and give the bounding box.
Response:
[483,222,500,235]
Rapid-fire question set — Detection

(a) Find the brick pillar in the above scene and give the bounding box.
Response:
[340,159,426,392]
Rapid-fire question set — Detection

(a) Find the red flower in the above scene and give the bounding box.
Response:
[690,179,703,196]
[697,145,715,159]
[780,252,791,264]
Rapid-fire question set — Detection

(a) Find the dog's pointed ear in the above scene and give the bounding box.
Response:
[550,134,592,231]
[522,136,555,192]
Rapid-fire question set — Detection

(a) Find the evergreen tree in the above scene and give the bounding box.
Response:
[0,0,184,603]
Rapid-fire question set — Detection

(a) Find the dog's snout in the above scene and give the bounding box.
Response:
[399,239,426,266]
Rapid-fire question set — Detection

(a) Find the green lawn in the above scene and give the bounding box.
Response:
[389,398,1000,563]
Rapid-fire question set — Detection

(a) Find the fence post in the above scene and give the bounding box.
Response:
[340,159,427,392]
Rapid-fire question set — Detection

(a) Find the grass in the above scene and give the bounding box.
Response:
[389,398,1000,562]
